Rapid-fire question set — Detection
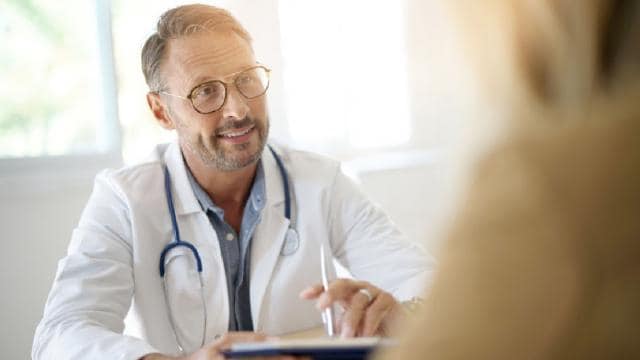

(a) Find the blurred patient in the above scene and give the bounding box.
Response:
[379,0,640,359]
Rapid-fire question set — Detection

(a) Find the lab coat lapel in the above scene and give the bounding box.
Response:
[250,146,289,331]
[163,142,201,216]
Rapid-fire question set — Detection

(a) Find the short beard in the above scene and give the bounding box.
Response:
[178,114,269,172]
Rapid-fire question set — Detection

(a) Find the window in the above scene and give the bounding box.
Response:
[1,0,414,162]
[0,0,120,158]
[278,0,412,156]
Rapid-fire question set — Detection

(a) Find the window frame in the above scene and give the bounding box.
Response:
[0,0,123,176]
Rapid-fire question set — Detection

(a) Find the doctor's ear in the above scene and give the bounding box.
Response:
[147,92,175,130]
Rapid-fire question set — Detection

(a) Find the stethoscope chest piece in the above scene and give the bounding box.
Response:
[281,227,300,256]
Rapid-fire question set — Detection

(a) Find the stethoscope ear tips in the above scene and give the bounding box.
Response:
[280,227,300,256]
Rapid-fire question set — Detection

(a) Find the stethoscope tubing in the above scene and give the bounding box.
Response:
[159,163,203,277]
[158,145,297,353]
[267,145,291,220]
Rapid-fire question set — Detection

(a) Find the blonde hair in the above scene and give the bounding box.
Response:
[141,4,252,92]
[451,0,639,114]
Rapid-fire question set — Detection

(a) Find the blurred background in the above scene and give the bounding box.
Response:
[0,0,491,357]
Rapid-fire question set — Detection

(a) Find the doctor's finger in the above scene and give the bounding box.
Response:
[298,284,325,299]
[339,289,372,338]
[317,279,370,309]
[360,292,397,336]
[300,279,365,303]
[210,331,268,350]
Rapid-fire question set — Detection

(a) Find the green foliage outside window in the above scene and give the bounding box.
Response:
[0,0,101,157]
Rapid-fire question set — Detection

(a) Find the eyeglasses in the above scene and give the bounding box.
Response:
[159,65,271,114]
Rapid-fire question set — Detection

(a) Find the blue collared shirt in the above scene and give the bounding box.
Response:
[185,160,266,331]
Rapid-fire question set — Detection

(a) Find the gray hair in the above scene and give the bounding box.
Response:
[141,4,252,92]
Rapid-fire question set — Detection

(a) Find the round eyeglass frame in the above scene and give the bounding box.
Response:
[159,65,271,114]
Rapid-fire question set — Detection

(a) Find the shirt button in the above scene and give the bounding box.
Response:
[225,233,235,241]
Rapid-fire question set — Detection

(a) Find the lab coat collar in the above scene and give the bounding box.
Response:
[163,142,286,216]
[164,142,201,216]
[261,144,286,210]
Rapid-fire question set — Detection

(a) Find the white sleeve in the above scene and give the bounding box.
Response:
[327,168,436,300]
[32,172,159,360]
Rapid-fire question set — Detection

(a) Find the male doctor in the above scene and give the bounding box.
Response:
[32,4,433,360]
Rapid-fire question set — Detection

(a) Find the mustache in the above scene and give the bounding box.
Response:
[214,117,256,135]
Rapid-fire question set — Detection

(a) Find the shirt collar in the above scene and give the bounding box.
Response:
[184,157,267,218]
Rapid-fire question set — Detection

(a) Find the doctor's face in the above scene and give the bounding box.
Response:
[155,31,269,171]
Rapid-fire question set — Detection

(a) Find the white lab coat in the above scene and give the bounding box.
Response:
[32,142,434,360]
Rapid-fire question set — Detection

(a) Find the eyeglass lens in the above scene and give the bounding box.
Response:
[190,66,269,113]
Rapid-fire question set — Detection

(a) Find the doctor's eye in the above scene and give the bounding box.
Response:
[192,82,224,101]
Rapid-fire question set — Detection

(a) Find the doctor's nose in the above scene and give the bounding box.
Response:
[221,86,249,121]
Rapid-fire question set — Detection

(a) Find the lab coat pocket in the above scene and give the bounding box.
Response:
[163,246,206,353]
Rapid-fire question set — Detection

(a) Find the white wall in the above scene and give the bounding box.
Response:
[0,156,119,359]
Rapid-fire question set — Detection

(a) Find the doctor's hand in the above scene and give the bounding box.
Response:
[299,279,402,338]
[141,332,301,360]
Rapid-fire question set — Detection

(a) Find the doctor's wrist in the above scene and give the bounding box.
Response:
[400,296,425,315]
[384,296,426,335]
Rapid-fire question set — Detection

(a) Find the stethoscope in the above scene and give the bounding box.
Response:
[158,145,299,354]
